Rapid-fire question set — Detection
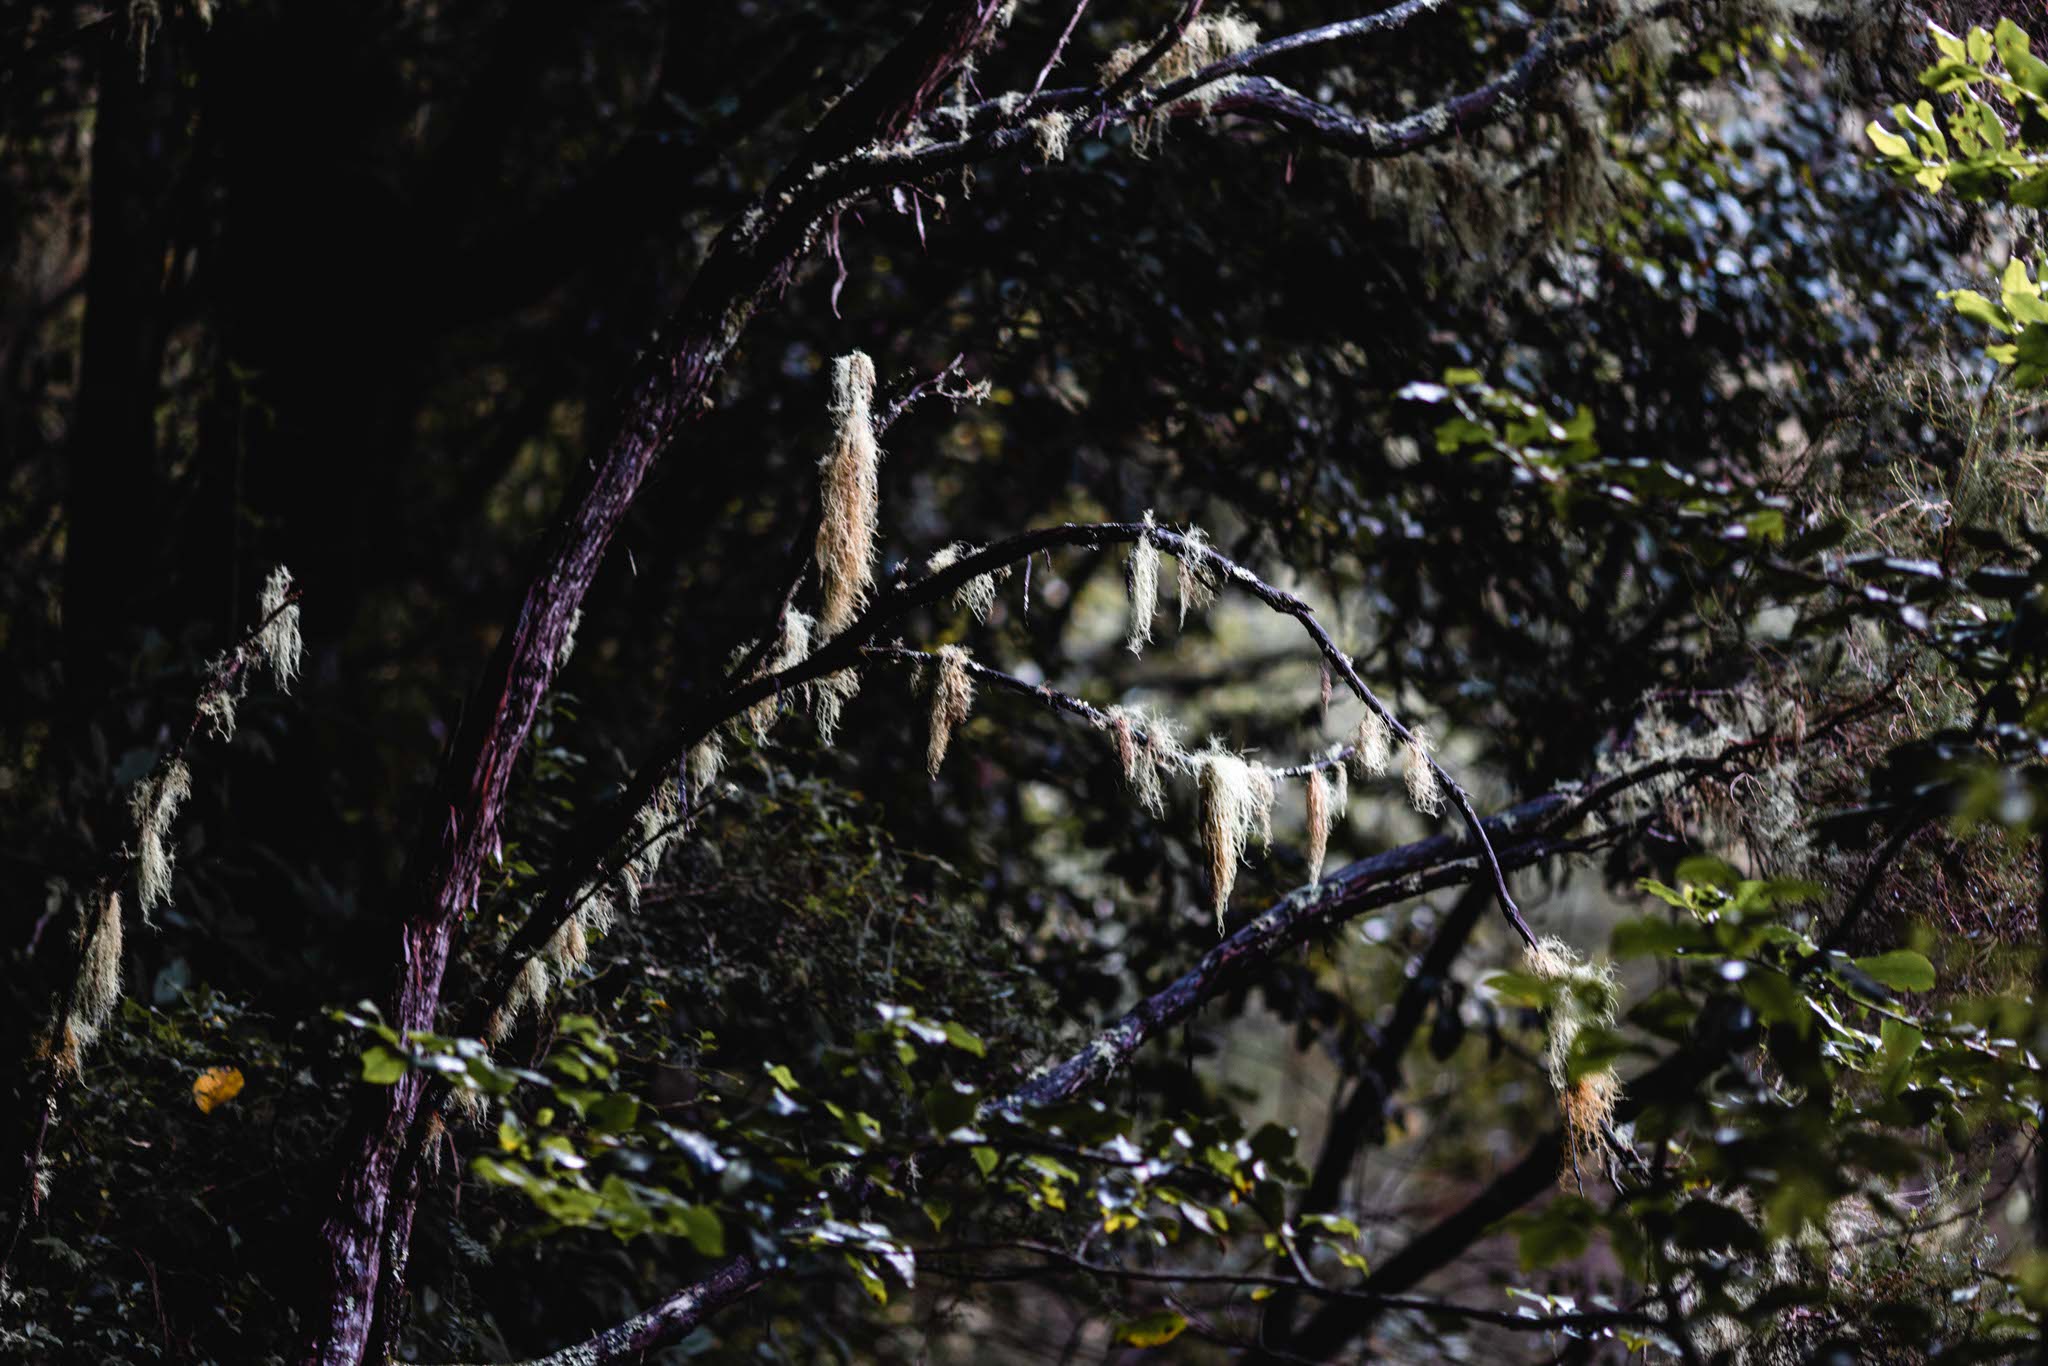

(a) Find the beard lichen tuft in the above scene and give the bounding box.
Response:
[1125,511,1160,654]
[1105,704,1182,816]
[688,733,727,800]
[546,912,588,976]
[814,668,862,745]
[1402,726,1444,817]
[1176,524,1218,627]
[1107,705,1137,778]
[491,955,551,1042]
[1353,711,1392,778]
[1305,768,1332,885]
[1100,11,1261,102]
[198,651,248,739]
[582,881,619,936]
[422,1112,448,1172]
[1032,110,1074,162]
[1326,745,1350,819]
[745,609,815,740]
[1196,743,1262,929]
[1099,11,1260,150]
[449,1085,488,1128]
[929,542,1004,623]
[1523,936,1622,1184]
[926,645,975,778]
[55,889,127,1071]
[132,760,193,917]
[815,352,882,636]
[618,793,684,919]
[1248,764,1276,852]
[258,565,303,693]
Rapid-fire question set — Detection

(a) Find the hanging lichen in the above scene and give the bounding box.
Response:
[45,890,127,1075]
[488,955,551,1043]
[258,565,303,693]
[1402,726,1444,816]
[1353,711,1392,778]
[745,610,815,741]
[927,542,1004,623]
[815,352,881,636]
[1248,764,1276,852]
[688,733,727,799]
[926,645,975,777]
[1032,110,1074,162]
[616,783,687,918]
[132,760,193,916]
[815,668,862,745]
[1125,511,1160,654]
[545,911,588,977]
[1305,767,1332,885]
[1523,936,1622,1184]
[1105,704,1182,817]
[1098,11,1262,150]
[1196,743,1264,929]
[1176,524,1218,627]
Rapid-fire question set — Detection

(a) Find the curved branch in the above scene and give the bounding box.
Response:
[1132,0,1450,114]
[1201,9,1680,159]
[921,1239,1655,1332]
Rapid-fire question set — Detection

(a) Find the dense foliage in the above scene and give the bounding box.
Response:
[8,1,2048,1362]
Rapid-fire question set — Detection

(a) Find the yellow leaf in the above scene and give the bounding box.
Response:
[1116,1311,1187,1348]
[192,1066,245,1114]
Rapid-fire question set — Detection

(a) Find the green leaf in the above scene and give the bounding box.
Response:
[360,1045,407,1085]
[2003,256,2041,304]
[1611,917,1713,959]
[923,1080,978,1132]
[1115,1311,1188,1347]
[2013,172,2048,209]
[942,1021,986,1057]
[1481,970,1555,1008]
[845,1253,888,1305]
[1878,1016,1925,1097]
[1503,1195,1597,1270]
[1676,855,1740,890]
[1944,288,2013,333]
[971,1146,999,1177]
[1853,950,1936,993]
[677,1204,725,1257]
[1866,121,1912,159]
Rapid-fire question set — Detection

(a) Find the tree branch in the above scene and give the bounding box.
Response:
[922,1239,1655,1332]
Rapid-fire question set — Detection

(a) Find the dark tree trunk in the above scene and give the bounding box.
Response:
[61,15,187,716]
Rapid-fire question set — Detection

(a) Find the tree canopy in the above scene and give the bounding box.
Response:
[7,1,2048,1363]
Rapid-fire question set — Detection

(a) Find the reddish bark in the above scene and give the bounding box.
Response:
[298,7,1005,1361]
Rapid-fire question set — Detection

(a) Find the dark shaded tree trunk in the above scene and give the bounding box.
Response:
[61,15,187,715]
